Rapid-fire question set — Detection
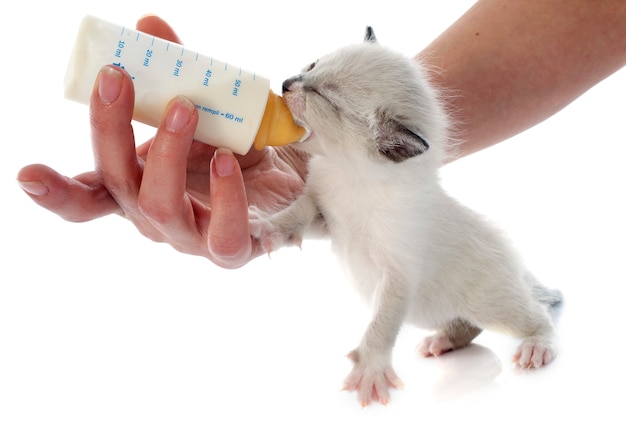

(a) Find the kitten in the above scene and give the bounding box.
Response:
[249,28,562,407]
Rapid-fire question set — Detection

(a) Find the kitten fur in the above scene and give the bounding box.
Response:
[249,28,562,407]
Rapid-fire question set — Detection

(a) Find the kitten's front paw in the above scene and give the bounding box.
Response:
[248,206,301,255]
[249,206,278,254]
[343,349,403,407]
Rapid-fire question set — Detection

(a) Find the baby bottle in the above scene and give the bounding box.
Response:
[64,15,306,155]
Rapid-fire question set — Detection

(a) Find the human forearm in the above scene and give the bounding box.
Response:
[419,0,626,158]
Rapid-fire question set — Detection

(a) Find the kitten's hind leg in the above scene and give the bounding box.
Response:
[417,318,482,357]
[478,295,557,369]
[513,336,556,369]
[511,276,561,368]
[510,312,557,369]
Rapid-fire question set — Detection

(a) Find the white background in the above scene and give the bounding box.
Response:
[2,1,625,426]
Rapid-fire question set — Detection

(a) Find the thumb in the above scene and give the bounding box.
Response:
[207,148,253,268]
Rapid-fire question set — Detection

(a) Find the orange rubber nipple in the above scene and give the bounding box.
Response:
[253,90,306,150]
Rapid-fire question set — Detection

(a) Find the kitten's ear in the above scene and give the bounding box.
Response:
[364,26,377,43]
[374,111,430,162]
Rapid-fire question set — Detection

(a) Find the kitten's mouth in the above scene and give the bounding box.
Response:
[283,93,312,142]
[295,120,313,143]
[287,109,312,143]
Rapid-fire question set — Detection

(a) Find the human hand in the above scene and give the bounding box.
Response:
[16,15,308,268]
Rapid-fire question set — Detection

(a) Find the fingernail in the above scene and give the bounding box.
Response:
[214,148,235,177]
[18,181,49,197]
[165,96,194,132]
[98,66,123,104]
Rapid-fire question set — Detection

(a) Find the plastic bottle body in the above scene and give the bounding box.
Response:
[64,15,304,154]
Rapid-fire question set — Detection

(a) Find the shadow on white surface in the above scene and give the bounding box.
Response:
[429,344,503,402]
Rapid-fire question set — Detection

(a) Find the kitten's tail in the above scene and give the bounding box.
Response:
[525,272,564,309]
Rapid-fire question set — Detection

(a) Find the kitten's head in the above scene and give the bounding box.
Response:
[283,28,449,164]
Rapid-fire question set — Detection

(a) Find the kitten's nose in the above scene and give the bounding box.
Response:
[282,78,294,93]
[282,76,301,94]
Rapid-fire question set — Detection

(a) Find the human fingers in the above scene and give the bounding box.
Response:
[17,164,121,222]
[136,14,182,43]
[90,65,142,215]
[137,95,210,253]
[207,149,257,268]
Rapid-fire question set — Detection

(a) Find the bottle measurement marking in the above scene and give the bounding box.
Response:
[203,68,213,86]
[100,19,259,125]
[232,79,241,96]
[143,48,152,67]
[114,40,124,58]
[111,28,257,87]
[173,59,183,76]
[197,105,244,124]
[225,112,244,123]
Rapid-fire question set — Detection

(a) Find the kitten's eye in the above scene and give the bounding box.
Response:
[305,60,318,72]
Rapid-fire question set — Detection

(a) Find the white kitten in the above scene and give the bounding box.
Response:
[249,28,562,407]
